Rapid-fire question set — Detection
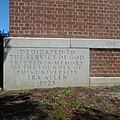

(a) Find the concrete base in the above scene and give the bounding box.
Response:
[90,77,120,86]
[3,37,120,90]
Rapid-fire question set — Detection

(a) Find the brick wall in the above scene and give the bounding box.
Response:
[90,49,120,77]
[10,0,120,77]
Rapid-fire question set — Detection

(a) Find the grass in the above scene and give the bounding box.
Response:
[39,99,52,106]
[105,85,120,91]
[15,89,30,94]
[37,87,87,119]
[72,100,86,109]
[52,87,74,97]
[38,98,66,120]
[0,88,30,95]
[37,87,75,119]
[0,86,119,120]
[38,87,74,107]
[0,88,7,95]
[106,85,120,89]
[110,85,120,89]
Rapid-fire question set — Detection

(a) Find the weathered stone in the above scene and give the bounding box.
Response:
[4,38,89,90]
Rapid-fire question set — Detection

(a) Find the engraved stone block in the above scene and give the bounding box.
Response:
[4,45,89,90]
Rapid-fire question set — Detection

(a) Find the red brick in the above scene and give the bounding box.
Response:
[10,0,120,77]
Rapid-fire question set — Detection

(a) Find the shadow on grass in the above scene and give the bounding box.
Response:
[71,107,120,120]
[0,93,48,120]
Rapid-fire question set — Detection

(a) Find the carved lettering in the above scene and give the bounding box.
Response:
[8,49,87,87]
[106,41,116,47]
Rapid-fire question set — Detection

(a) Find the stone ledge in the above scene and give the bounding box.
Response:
[90,77,120,86]
[4,37,120,48]
[4,37,70,48]
[71,38,120,49]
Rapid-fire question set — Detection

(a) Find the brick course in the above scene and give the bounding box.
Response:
[10,0,120,77]
[90,49,120,77]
